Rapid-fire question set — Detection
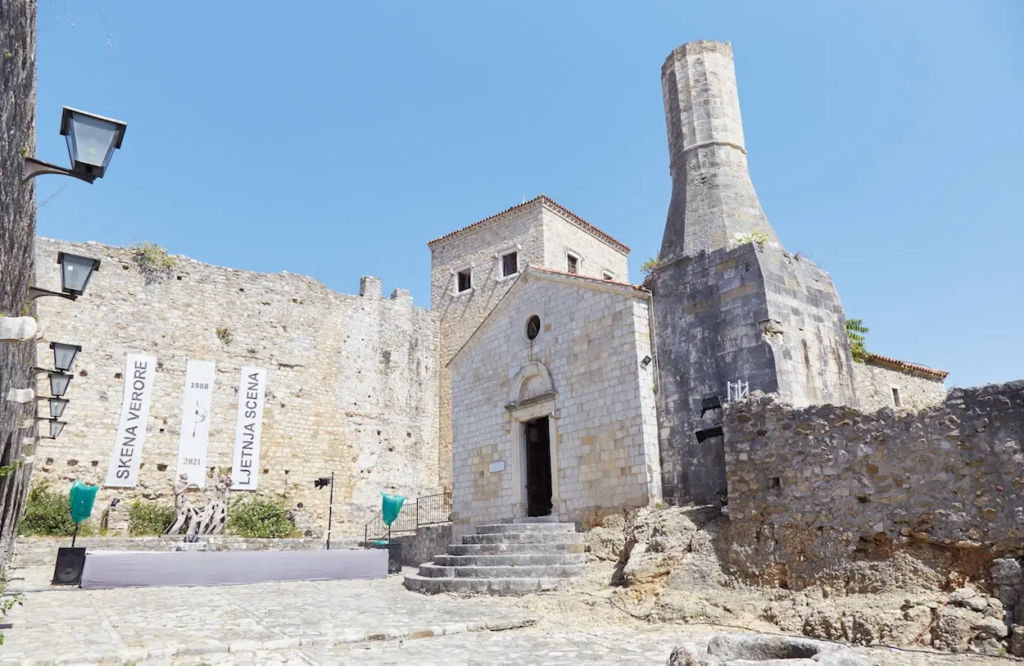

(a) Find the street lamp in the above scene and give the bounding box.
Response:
[23,107,127,184]
[29,252,101,301]
[45,419,66,439]
[46,372,72,397]
[36,397,69,419]
[49,342,82,373]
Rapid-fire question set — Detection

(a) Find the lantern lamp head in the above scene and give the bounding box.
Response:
[48,397,69,419]
[50,342,82,373]
[49,419,66,439]
[57,252,100,296]
[60,107,127,179]
[48,372,72,397]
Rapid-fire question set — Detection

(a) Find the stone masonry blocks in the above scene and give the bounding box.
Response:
[651,241,857,506]
[31,238,441,537]
[660,39,777,262]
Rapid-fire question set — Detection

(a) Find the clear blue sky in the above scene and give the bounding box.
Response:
[34,1,1023,389]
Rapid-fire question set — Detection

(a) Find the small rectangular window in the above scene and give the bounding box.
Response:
[891,387,901,408]
[602,271,614,281]
[501,252,518,277]
[566,253,579,274]
[457,269,472,293]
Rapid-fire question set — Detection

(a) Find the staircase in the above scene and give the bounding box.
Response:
[403,518,586,595]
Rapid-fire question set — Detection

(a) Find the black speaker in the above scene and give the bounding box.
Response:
[373,542,402,574]
[52,547,86,586]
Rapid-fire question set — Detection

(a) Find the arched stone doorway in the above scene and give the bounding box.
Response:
[507,362,558,518]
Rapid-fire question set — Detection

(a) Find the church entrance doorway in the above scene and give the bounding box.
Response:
[523,416,553,517]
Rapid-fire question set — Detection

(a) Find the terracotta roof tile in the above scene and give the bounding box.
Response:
[527,265,646,292]
[863,353,949,380]
[427,195,630,254]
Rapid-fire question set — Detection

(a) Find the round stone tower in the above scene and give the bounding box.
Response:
[659,40,778,262]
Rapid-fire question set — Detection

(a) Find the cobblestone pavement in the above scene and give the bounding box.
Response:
[129,628,1018,666]
[0,567,534,665]
[0,566,1013,665]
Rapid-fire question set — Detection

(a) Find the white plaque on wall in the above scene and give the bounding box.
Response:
[104,354,158,488]
[489,461,506,473]
[175,360,216,488]
[230,366,267,490]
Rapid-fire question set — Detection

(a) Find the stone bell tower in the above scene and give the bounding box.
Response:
[649,40,859,506]
[660,40,778,262]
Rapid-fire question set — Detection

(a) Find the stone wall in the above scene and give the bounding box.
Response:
[429,196,629,493]
[449,269,659,528]
[539,205,629,280]
[392,523,452,567]
[651,242,857,506]
[853,357,946,413]
[722,382,1024,588]
[32,238,441,537]
[0,0,37,566]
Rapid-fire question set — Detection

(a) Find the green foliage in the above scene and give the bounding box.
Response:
[227,496,297,539]
[127,501,175,536]
[21,482,75,536]
[0,460,23,478]
[129,241,176,274]
[216,326,233,345]
[736,230,770,246]
[0,570,25,646]
[640,255,661,277]
[846,318,869,363]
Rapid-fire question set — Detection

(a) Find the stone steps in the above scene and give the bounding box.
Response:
[403,574,567,595]
[418,563,586,579]
[403,520,585,595]
[461,532,584,545]
[447,542,585,556]
[434,553,587,567]
[475,523,575,534]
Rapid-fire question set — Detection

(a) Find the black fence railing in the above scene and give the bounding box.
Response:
[416,491,452,527]
[363,490,452,544]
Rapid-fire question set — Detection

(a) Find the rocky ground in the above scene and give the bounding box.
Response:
[562,505,1024,659]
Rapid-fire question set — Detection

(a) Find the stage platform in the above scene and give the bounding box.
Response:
[80,548,388,589]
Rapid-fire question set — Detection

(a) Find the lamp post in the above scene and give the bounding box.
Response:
[23,107,127,184]
[314,474,335,550]
[29,252,101,301]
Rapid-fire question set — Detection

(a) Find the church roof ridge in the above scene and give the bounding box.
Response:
[863,352,949,380]
[427,195,630,254]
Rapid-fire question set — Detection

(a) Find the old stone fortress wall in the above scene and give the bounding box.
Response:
[33,238,441,536]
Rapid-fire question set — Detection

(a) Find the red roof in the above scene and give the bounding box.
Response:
[527,265,646,292]
[427,195,630,254]
[863,353,948,380]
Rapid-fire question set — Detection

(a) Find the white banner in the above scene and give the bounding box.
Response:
[175,360,216,488]
[231,367,267,490]
[104,354,158,488]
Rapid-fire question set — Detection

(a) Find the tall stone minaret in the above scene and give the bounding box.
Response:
[651,40,859,507]
[660,40,778,262]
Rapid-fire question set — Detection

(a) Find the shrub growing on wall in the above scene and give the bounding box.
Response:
[20,482,76,536]
[227,496,296,538]
[127,501,175,536]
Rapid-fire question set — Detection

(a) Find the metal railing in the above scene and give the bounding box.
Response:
[363,490,452,544]
[416,491,452,527]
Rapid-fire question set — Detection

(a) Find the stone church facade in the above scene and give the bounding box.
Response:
[29,40,946,536]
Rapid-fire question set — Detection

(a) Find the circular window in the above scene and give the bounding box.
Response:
[526,315,541,341]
